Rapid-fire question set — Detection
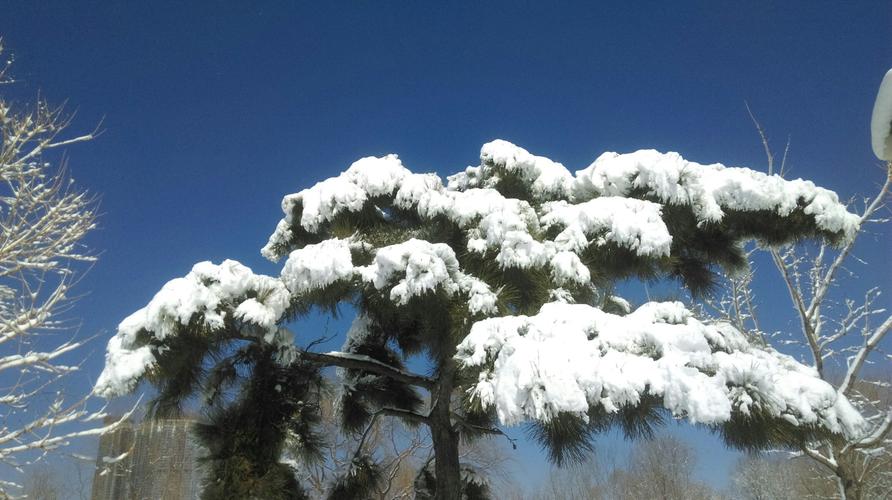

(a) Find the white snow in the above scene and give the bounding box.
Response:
[359,239,498,315]
[541,197,672,257]
[116,260,289,339]
[94,337,154,398]
[455,301,866,438]
[478,139,574,199]
[261,219,294,261]
[100,140,866,444]
[295,154,408,232]
[871,68,892,161]
[341,314,373,352]
[573,150,860,242]
[281,238,355,294]
[281,238,500,315]
[549,251,591,285]
[265,140,857,282]
[261,154,411,260]
[447,140,574,200]
[607,295,632,314]
[94,260,291,397]
[322,350,429,382]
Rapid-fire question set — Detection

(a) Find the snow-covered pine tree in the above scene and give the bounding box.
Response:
[95,140,869,500]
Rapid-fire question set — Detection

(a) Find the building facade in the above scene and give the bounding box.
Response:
[91,418,203,500]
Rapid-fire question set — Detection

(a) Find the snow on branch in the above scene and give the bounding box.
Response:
[283,237,500,314]
[703,116,892,497]
[298,351,435,390]
[573,149,860,240]
[94,260,292,397]
[95,251,466,396]
[265,140,859,266]
[448,139,574,200]
[0,58,128,481]
[100,140,868,457]
[540,197,672,258]
[765,162,891,380]
[455,301,866,437]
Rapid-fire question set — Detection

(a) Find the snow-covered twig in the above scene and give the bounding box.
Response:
[0,46,129,492]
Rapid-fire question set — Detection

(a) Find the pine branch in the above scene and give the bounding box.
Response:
[297,350,435,390]
[451,413,517,450]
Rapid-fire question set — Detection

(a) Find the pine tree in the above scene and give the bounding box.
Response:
[96,140,869,500]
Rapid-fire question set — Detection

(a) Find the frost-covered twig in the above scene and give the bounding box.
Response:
[0,45,128,492]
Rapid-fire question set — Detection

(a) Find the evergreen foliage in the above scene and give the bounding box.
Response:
[325,455,383,500]
[191,345,323,500]
[97,140,867,499]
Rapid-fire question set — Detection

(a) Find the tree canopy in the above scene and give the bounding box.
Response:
[96,140,867,499]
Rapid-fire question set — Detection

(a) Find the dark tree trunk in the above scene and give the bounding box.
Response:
[838,463,862,500]
[841,477,862,500]
[430,359,461,500]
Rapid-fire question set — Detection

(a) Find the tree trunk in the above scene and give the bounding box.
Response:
[842,479,861,500]
[837,465,862,500]
[430,359,461,500]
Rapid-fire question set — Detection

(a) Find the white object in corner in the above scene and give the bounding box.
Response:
[871,68,892,161]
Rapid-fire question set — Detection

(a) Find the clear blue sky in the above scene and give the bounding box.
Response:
[3,0,891,493]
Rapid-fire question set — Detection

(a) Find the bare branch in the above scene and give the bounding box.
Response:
[0,46,128,491]
[840,315,892,395]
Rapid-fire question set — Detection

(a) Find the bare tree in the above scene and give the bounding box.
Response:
[532,456,609,500]
[22,464,59,500]
[520,436,723,500]
[732,453,841,500]
[0,42,130,492]
[732,454,796,500]
[609,436,721,500]
[704,111,892,499]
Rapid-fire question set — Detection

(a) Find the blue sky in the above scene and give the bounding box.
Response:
[3,0,891,492]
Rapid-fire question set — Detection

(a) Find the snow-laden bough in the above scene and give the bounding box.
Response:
[94,260,292,397]
[455,301,867,438]
[99,139,867,445]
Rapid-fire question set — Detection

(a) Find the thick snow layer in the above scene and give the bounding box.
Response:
[94,260,291,397]
[871,68,892,160]
[261,154,412,260]
[607,295,632,314]
[281,238,355,294]
[280,238,499,315]
[263,149,687,283]
[94,336,155,399]
[295,154,408,232]
[265,140,857,277]
[359,239,499,314]
[403,187,547,269]
[455,301,866,437]
[97,242,500,398]
[100,138,863,438]
[541,197,672,257]
[573,150,860,242]
[120,260,289,337]
[456,139,575,199]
